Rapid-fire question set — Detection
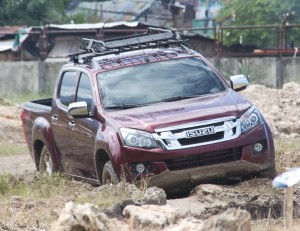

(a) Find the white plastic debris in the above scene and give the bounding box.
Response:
[272,167,300,188]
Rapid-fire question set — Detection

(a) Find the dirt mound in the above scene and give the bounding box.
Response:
[242,82,300,138]
[167,178,286,220]
[0,105,25,144]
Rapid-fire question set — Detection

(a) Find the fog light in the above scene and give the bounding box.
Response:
[136,163,145,173]
[253,142,264,154]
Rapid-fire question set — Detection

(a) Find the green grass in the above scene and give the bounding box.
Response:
[274,138,300,174]
[0,173,71,199]
[0,92,52,106]
[0,174,30,198]
[0,172,144,213]
[75,181,143,209]
[275,138,300,155]
[0,144,28,155]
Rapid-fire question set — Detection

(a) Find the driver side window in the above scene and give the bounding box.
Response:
[58,71,77,107]
[76,73,94,114]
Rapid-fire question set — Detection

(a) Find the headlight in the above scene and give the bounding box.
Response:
[120,128,158,149]
[240,106,262,133]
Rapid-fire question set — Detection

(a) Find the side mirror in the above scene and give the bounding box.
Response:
[229,74,249,91]
[68,101,89,117]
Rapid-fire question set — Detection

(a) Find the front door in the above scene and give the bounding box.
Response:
[69,72,98,179]
[51,71,78,174]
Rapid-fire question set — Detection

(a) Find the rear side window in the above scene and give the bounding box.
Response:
[76,73,94,113]
[58,71,77,107]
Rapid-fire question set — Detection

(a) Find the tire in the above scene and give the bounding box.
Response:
[102,161,118,185]
[39,145,54,175]
[258,164,277,179]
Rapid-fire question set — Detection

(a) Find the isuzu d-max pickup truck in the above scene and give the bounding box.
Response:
[21,28,276,192]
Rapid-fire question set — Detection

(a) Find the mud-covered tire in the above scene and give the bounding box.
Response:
[39,145,54,175]
[102,161,118,185]
[258,164,277,179]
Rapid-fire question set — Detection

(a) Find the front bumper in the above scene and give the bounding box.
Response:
[119,122,275,189]
[147,161,273,191]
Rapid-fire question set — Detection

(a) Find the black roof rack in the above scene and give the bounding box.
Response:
[68,27,189,63]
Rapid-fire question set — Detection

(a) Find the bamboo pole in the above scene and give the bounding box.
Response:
[285,187,293,230]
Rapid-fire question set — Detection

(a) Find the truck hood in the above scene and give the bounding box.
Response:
[105,89,252,132]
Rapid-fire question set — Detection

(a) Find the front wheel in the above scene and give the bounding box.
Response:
[39,145,54,175]
[102,161,118,185]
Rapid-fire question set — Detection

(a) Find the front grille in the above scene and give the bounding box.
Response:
[172,122,224,133]
[165,148,242,171]
[178,132,224,145]
[152,116,240,150]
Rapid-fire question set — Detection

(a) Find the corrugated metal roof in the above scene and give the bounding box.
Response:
[0,27,30,52]
[0,26,24,39]
[0,40,14,52]
[47,21,139,30]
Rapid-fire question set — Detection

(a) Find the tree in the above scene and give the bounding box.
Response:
[218,0,300,48]
[0,0,71,26]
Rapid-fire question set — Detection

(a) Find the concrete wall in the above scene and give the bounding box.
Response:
[43,59,66,93]
[0,59,65,97]
[208,57,300,88]
[0,57,299,97]
[211,57,278,87]
[282,58,300,83]
[0,61,39,96]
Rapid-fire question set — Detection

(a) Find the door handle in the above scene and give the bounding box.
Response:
[51,116,58,124]
[68,121,76,130]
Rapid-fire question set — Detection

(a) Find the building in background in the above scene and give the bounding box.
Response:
[67,0,172,28]
[171,0,221,37]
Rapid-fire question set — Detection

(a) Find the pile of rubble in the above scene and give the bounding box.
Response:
[242,82,300,138]
[51,185,251,231]
[51,202,250,231]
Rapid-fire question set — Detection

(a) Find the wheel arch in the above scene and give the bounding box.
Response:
[95,149,113,184]
[33,139,44,171]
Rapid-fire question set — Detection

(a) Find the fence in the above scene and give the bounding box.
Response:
[1,24,300,61]
[175,23,300,58]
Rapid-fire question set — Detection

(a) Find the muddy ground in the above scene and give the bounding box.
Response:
[0,82,300,230]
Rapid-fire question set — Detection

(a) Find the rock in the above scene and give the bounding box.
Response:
[192,184,224,197]
[51,202,110,231]
[165,208,251,231]
[140,186,167,205]
[103,186,166,219]
[103,199,136,219]
[53,203,251,231]
[123,204,180,230]
[200,208,251,231]
[164,217,203,231]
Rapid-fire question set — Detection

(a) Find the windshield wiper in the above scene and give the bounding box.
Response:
[105,104,143,110]
[157,95,199,102]
[105,96,199,109]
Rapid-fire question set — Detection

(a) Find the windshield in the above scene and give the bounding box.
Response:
[97,57,227,109]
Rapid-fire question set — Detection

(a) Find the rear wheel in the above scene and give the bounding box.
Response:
[39,145,54,175]
[102,161,118,185]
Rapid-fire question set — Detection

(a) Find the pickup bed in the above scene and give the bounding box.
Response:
[21,28,276,192]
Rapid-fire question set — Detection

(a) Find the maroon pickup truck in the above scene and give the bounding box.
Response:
[21,28,275,192]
